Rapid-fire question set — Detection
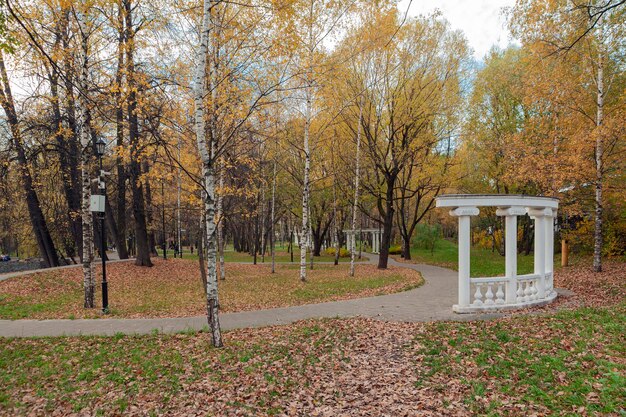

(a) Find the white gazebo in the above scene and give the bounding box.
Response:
[436,194,559,313]
[343,229,382,254]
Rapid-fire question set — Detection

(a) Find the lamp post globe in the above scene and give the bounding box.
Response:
[96,138,106,157]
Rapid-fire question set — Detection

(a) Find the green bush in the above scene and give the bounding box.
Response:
[324,247,351,258]
[413,223,442,254]
[389,245,402,255]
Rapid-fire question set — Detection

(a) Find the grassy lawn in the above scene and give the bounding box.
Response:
[0,304,623,415]
[0,259,422,320]
[397,238,564,277]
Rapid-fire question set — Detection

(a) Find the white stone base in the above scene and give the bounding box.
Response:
[453,291,558,314]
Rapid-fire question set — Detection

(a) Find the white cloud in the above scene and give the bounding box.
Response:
[398,0,518,60]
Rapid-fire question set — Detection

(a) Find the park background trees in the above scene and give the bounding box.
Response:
[0,0,624,343]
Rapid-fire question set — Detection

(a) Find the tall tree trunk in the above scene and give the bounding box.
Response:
[142,159,158,256]
[332,172,340,266]
[300,9,314,282]
[300,83,311,281]
[194,0,222,347]
[199,211,207,293]
[593,52,604,273]
[114,2,129,259]
[104,198,120,254]
[130,158,152,266]
[177,139,182,257]
[349,99,363,276]
[253,190,259,264]
[62,17,83,260]
[270,162,277,273]
[308,198,314,270]
[401,235,411,260]
[125,0,152,267]
[0,53,60,268]
[378,176,396,269]
[260,181,266,262]
[217,166,226,279]
[76,12,96,307]
[50,44,81,260]
[52,7,82,260]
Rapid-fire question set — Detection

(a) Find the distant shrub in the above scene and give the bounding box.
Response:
[389,245,402,255]
[413,223,442,254]
[324,247,351,258]
[474,228,502,250]
[564,218,626,257]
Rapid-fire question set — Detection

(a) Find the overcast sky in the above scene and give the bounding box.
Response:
[398,0,518,60]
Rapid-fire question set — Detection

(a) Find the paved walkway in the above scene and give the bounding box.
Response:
[0,254,504,338]
[0,255,129,283]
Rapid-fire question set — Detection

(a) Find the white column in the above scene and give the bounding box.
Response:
[372,231,376,253]
[528,208,551,299]
[374,232,380,253]
[545,209,556,295]
[496,207,525,303]
[450,207,479,308]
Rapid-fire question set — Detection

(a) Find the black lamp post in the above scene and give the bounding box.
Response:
[95,138,109,313]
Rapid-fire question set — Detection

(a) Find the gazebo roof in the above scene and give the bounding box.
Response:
[436,194,559,210]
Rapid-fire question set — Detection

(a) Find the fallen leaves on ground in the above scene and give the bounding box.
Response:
[0,259,423,319]
[552,260,626,307]
[1,304,623,416]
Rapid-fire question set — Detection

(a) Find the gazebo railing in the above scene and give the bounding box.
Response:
[470,276,508,306]
[466,273,555,312]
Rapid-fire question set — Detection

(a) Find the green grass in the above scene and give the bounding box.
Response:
[404,238,561,277]
[414,305,626,415]
[0,292,80,320]
[0,304,623,415]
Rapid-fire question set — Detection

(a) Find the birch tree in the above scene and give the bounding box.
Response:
[283,0,359,281]
[349,98,362,276]
[509,0,626,272]
[75,7,96,308]
[194,0,222,347]
[192,0,290,346]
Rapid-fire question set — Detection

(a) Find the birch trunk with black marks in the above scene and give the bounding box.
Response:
[300,5,315,282]
[300,80,311,281]
[593,51,604,273]
[76,13,96,308]
[194,0,222,347]
[349,99,363,276]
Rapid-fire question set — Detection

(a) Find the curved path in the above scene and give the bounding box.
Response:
[0,254,504,338]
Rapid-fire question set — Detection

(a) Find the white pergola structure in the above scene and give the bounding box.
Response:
[436,194,559,313]
[343,229,382,254]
